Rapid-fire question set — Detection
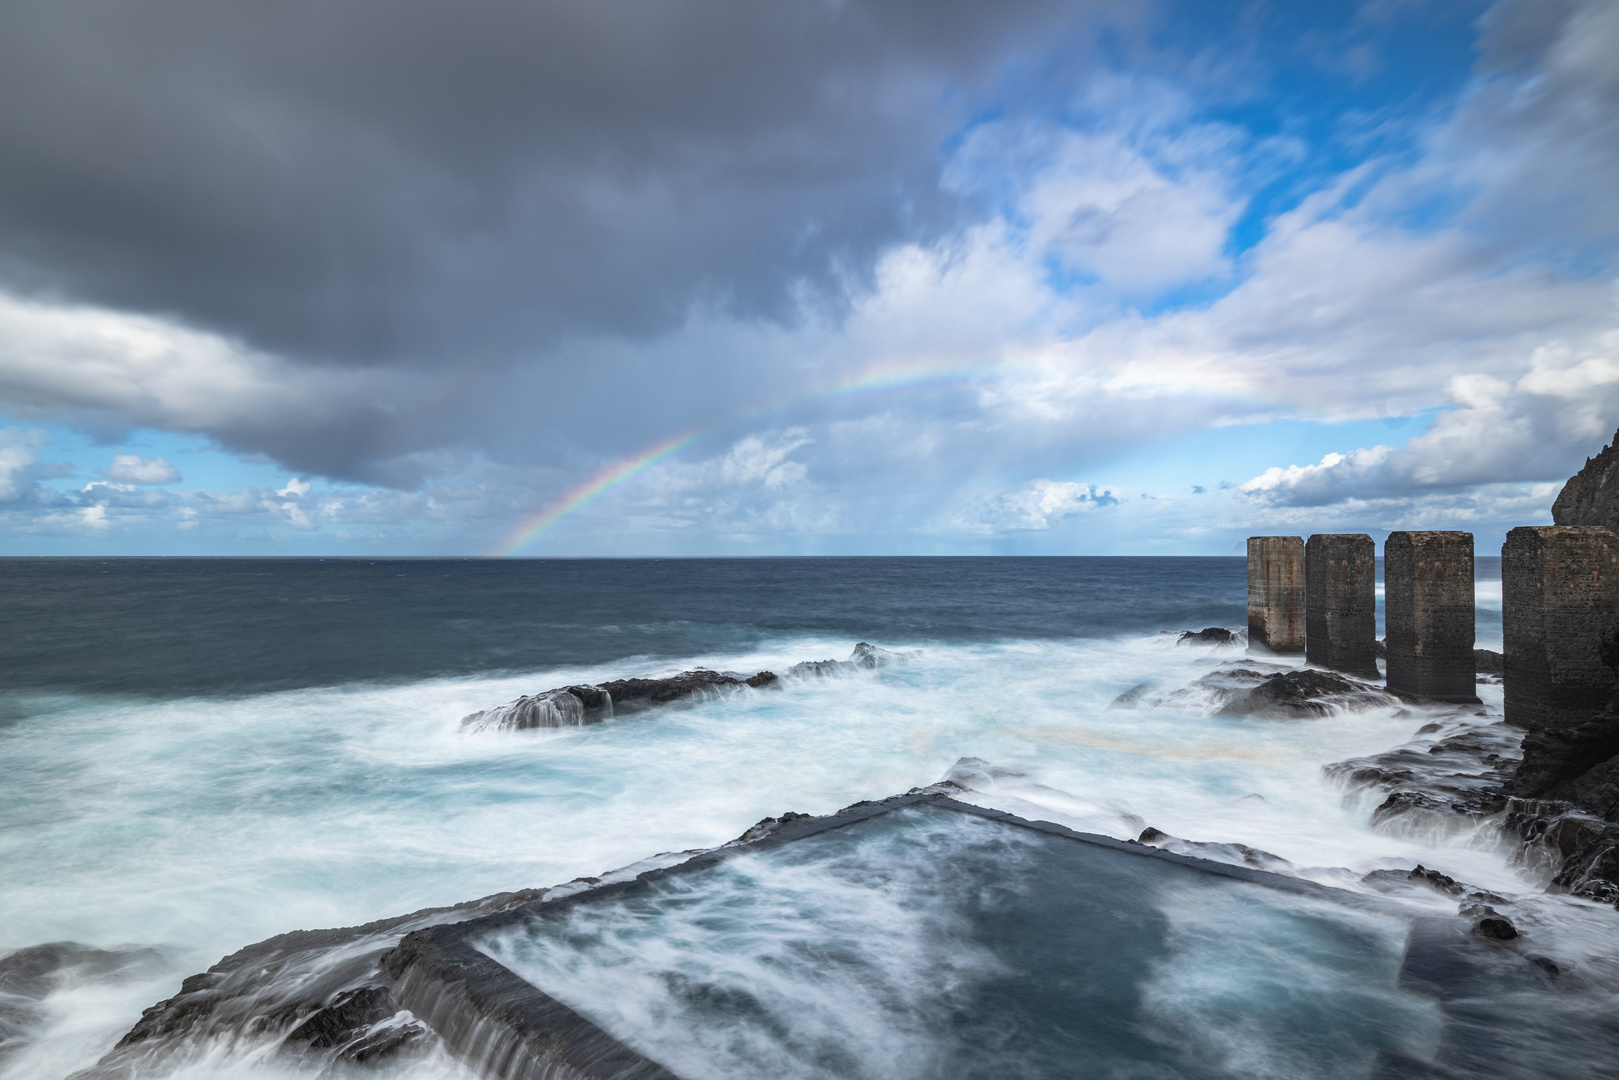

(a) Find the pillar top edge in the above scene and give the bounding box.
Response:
[1505,525,1616,537]
[1386,530,1474,539]
[1306,533,1373,541]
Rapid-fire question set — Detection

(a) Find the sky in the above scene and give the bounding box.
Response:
[0,0,1615,556]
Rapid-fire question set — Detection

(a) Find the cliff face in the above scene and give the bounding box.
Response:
[1552,428,1619,531]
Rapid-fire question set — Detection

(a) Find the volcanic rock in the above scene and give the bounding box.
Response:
[1552,426,1619,532]
[463,669,777,732]
[1177,627,1235,645]
[1217,669,1390,718]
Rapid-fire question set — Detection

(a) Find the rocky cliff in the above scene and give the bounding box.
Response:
[1551,427,1619,531]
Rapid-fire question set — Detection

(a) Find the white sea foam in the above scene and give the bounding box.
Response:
[0,623,1588,1078]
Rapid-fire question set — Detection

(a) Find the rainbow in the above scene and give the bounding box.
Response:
[492,353,1252,555]
[491,429,701,556]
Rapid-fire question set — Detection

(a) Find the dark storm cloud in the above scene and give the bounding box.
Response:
[0,0,1114,366]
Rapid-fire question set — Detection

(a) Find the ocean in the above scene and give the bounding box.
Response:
[9,555,1610,1080]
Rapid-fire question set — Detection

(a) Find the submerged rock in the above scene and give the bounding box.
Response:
[788,641,920,678]
[1362,864,1466,898]
[1,942,164,1063]
[1109,682,1155,709]
[1217,669,1391,718]
[1135,827,1294,873]
[1461,902,1519,941]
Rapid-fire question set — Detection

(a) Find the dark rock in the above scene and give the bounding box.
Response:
[1177,627,1234,645]
[1374,638,1387,659]
[732,812,814,843]
[341,1020,430,1064]
[1361,864,1465,897]
[74,883,560,1079]
[1551,426,1619,532]
[463,668,778,731]
[1508,708,1619,816]
[1475,649,1504,675]
[597,669,777,711]
[285,985,399,1049]
[1460,902,1518,940]
[1217,669,1388,718]
[1325,720,1521,830]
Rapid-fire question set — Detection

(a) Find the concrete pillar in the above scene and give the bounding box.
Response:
[1503,526,1619,730]
[1248,536,1304,655]
[1305,533,1379,678]
[1385,531,1478,703]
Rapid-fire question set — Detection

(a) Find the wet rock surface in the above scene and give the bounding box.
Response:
[1176,626,1237,645]
[463,669,779,731]
[1217,668,1392,718]
[465,642,914,732]
[69,886,554,1079]
[1135,827,1294,873]
[1324,715,1520,826]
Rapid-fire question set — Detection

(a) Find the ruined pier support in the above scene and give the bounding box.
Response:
[1385,531,1478,703]
[1248,536,1304,655]
[1503,526,1619,730]
[1304,534,1379,678]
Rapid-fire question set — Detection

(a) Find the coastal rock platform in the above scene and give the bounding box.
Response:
[61,792,1592,1080]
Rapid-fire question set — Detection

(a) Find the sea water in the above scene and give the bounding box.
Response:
[0,555,1600,1080]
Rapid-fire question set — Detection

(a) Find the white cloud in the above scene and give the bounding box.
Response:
[105,453,180,484]
[957,479,1123,533]
[1240,329,1619,508]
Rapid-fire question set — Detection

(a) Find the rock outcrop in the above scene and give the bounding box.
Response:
[1176,627,1236,645]
[1325,716,1520,828]
[464,643,917,732]
[463,669,778,732]
[1217,669,1393,718]
[1552,427,1619,532]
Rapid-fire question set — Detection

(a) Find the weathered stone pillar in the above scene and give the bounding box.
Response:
[1305,533,1378,678]
[1248,536,1304,655]
[1503,526,1619,730]
[1385,531,1477,703]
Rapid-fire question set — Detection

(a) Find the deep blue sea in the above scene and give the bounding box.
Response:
[5,555,1588,1080]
